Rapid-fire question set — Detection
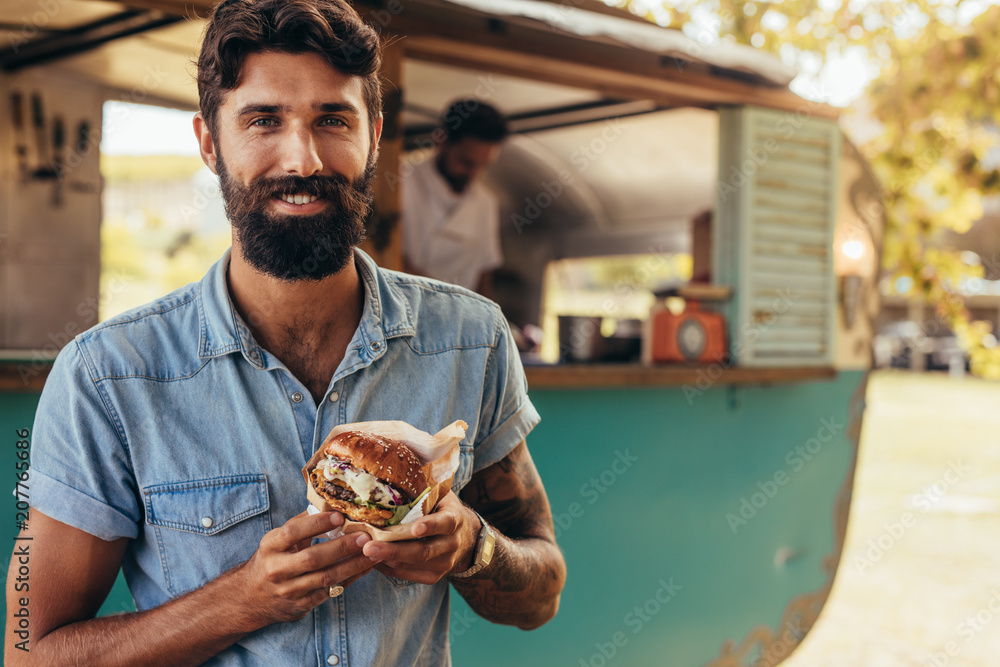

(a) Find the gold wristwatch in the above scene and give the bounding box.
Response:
[450,511,495,578]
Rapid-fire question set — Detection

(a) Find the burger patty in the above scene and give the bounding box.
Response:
[319,479,357,503]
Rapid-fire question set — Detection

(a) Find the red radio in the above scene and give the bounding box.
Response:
[642,285,730,365]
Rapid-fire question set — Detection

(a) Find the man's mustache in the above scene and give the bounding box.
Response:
[240,173,355,210]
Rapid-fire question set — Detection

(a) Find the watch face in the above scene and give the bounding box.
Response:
[678,319,707,360]
[481,535,495,565]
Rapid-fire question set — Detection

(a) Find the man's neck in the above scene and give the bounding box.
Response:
[226,245,365,401]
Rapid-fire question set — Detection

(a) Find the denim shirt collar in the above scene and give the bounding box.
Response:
[197,247,415,373]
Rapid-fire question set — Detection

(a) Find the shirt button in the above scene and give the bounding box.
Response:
[371,341,382,351]
[328,391,339,402]
[200,516,214,528]
[291,392,303,403]
[326,655,340,666]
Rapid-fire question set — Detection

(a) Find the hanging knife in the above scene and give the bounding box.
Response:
[66,119,99,194]
[31,92,55,178]
[10,92,29,182]
[76,119,90,155]
[52,116,65,206]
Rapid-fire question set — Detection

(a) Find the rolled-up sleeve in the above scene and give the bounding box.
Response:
[472,310,541,473]
[28,340,141,541]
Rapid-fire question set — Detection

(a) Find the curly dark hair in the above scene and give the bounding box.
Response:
[196,0,382,141]
[441,99,508,143]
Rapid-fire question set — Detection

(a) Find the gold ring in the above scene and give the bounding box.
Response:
[328,585,344,598]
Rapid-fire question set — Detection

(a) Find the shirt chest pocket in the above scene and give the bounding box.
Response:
[144,474,271,598]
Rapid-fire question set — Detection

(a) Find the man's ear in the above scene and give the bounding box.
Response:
[373,112,384,154]
[193,112,219,174]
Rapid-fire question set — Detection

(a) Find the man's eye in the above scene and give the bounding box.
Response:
[321,118,346,127]
[252,118,277,127]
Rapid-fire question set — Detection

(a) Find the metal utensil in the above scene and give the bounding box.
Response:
[10,92,29,182]
[52,116,65,206]
[30,92,56,179]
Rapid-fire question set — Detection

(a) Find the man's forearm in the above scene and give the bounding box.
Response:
[455,442,567,630]
[449,531,564,630]
[21,565,257,667]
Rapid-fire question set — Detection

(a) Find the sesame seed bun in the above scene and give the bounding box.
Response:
[322,430,427,500]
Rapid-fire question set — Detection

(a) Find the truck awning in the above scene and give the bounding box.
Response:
[0,0,822,119]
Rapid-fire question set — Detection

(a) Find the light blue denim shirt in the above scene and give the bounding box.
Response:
[28,248,540,666]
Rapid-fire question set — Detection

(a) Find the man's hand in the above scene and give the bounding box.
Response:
[237,511,375,626]
[361,491,480,584]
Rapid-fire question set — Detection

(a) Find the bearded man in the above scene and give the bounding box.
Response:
[4,1,566,665]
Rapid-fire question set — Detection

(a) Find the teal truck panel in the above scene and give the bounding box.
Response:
[452,371,863,666]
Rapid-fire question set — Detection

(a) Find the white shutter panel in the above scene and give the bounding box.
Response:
[714,106,840,367]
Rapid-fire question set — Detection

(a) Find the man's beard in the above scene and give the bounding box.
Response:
[218,152,375,281]
[435,151,470,193]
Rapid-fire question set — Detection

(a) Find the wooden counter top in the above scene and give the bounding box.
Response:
[3,360,837,393]
[524,363,837,389]
[0,361,50,392]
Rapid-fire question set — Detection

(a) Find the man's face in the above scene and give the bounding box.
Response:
[435,137,501,194]
[201,51,382,281]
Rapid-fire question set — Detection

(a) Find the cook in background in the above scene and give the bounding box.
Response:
[402,100,508,298]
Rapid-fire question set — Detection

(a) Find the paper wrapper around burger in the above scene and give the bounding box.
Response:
[303,419,466,542]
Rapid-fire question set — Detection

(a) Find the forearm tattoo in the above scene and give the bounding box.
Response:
[455,442,566,629]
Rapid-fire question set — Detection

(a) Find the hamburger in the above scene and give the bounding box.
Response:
[308,430,429,527]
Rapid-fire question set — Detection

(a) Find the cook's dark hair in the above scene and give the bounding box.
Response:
[441,100,508,143]
[197,0,382,140]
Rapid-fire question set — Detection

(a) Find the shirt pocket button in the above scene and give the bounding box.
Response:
[200,516,214,528]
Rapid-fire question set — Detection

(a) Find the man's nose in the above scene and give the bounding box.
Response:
[279,126,323,177]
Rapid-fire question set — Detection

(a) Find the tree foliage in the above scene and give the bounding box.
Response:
[613,0,1000,376]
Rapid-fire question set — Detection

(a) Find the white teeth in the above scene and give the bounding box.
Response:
[280,193,317,205]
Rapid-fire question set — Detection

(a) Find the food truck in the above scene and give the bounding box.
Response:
[0,0,884,664]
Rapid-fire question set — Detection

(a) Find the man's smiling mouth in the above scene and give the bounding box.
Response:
[278,193,320,205]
